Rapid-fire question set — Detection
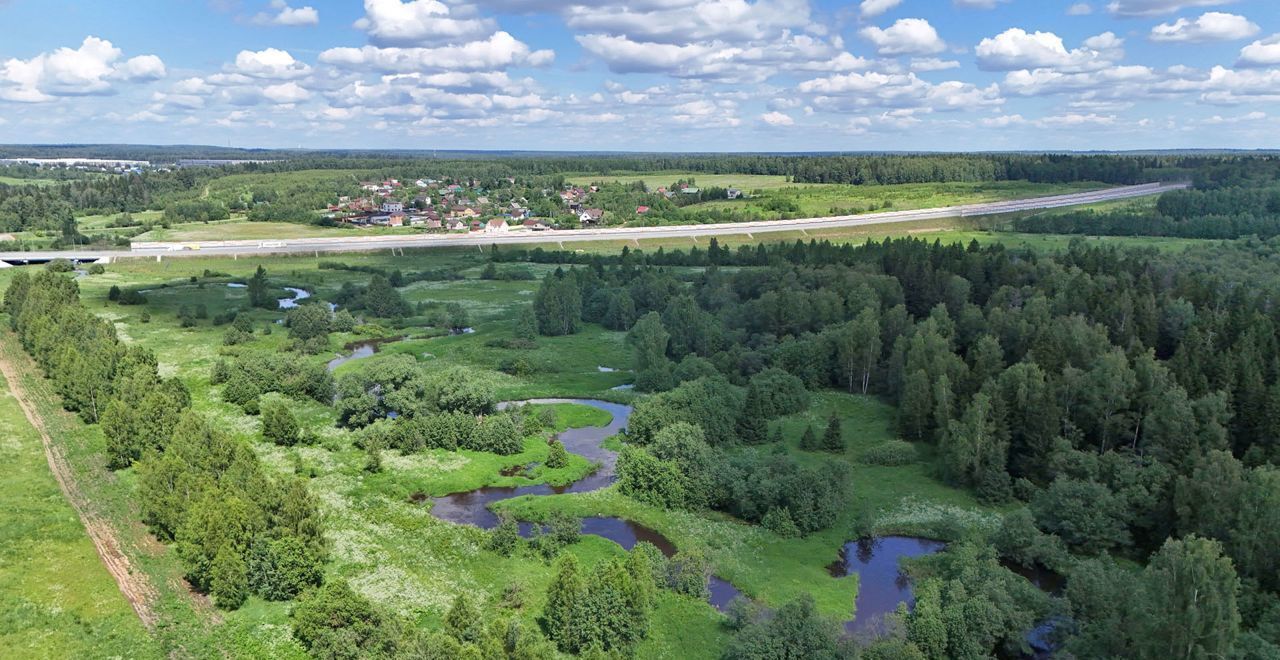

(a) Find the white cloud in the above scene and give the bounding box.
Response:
[798,70,1003,113]
[1002,64,1156,96]
[860,18,946,56]
[263,81,311,103]
[910,58,960,72]
[954,0,1010,8]
[322,32,552,73]
[114,55,167,81]
[1106,0,1237,17]
[976,28,1120,72]
[354,0,499,46]
[577,32,864,82]
[859,0,902,19]
[1067,3,1094,15]
[253,1,319,27]
[229,48,311,79]
[560,0,814,46]
[1150,12,1259,43]
[1237,34,1280,68]
[760,110,794,125]
[0,36,165,103]
[1037,112,1116,126]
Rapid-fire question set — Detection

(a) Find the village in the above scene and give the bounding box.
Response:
[322,176,744,234]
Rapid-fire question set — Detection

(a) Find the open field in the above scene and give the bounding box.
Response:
[0,353,158,658]
[565,171,824,190]
[134,220,419,242]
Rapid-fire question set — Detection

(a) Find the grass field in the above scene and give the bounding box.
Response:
[134,220,419,242]
[566,171,1106,220]
[0,176,65,187]
[0,359,158,659]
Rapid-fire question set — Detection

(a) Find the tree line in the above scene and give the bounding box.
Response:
[4,270,328,610]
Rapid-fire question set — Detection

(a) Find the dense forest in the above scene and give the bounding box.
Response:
[1014,158,1280,239]
[491,235,1280,658]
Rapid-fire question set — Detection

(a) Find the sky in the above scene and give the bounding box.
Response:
[0,0,1278,152]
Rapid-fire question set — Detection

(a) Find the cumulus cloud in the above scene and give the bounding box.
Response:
[954,0,1010,8]
[860,18,946,56]
[263,81,311,103]
[354,0,499,46]
[1237,34,1280,68]
[114,55,167,81]
[1106,0,1237,17]
[321,32,552,73]
[0,36,165,103]
[798,70,1003,113]
[1067,3,1094,14]
[253,1,319,27]
[228,48,311,79]
[976,28,1121,72]
[760,110,794,125]
[1150,12,1259,43]
[859,0,902,19]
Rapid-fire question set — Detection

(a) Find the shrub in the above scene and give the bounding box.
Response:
[859,440,919,466]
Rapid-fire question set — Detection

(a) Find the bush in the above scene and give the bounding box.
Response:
[261,399,301,446]
[545,439,569,468]
[859,440,919,466]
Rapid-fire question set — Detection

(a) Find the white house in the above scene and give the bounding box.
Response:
[484,219,510,234]
[381,201,404,213]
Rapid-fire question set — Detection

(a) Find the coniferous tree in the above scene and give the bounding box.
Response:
[736,386,769,445]
[822,415,843,453]
[800,425,818,450]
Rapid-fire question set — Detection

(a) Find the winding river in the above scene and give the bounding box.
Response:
[420,398,1047,633]
[426,398,743,610]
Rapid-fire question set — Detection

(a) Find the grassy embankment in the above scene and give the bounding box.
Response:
[0,344,159,658]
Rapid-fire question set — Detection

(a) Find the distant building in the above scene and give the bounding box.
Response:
[485,219,509,234]
[579,208,604,224]
[381,201,404,213]
[636,205,650,215]
[727,188,743,199]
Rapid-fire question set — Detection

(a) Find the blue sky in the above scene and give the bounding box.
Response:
[0,0,1277,151]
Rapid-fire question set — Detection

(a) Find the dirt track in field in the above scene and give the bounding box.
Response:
[0,352,159,629]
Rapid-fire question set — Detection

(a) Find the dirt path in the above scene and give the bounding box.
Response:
[0,355,159,629]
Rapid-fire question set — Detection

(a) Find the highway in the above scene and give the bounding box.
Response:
[0,182,1186,263]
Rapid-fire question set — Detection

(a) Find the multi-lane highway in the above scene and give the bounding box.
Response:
[0,182,1186,263]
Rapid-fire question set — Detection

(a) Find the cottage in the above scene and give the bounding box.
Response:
[636,205,650,215]
[446,219,467,231]
[388,211,406,227]
[727,188,743,199]
[523,219,550,231]
[485,219,509,234]
[578,208,604,224]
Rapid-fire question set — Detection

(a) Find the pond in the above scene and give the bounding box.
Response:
[425,398,746,611]
[827,536,947,635]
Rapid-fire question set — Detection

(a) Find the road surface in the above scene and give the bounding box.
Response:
[0,182,1185,262]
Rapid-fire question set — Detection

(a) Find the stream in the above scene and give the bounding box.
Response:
[418,398,1060,637]
[426,398,743,610]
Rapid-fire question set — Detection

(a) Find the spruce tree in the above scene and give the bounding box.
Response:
[800,425,818,450]
[543,553,584,647]
[736,386,769,444]
[822,415,843,453]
